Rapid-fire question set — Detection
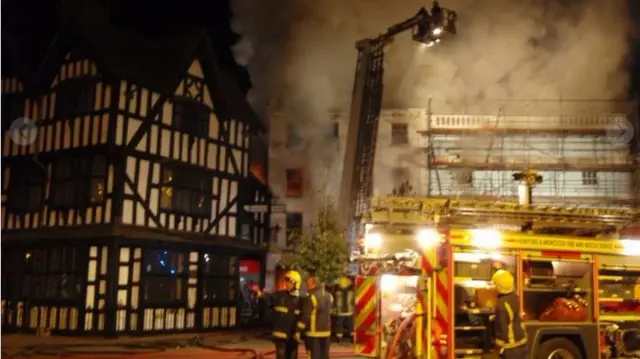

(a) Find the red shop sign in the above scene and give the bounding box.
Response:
[239,260,261,274]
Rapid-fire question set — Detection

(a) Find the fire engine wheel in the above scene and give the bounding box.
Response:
[538,338,583,359]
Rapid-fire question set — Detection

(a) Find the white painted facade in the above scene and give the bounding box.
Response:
[267,110,348,242]
[268,104,638,230]
[263,103,638,286]
[375,106,639,207]
[264,109,348,288]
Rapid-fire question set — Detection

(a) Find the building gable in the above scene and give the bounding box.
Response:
[187,60,205,79]
[117,57,251,237]
[50,51,101,87]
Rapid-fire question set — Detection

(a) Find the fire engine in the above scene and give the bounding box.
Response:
[335,2,640,358]
[350,189,640,359]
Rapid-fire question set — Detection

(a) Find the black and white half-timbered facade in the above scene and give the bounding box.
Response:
[1,6,271,336]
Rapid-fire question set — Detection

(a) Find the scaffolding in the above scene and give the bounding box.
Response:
[411,99,640,208]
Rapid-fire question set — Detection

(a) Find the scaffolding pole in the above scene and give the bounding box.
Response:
[414,98,637,208]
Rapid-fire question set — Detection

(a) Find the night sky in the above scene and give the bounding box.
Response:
[2,0,640,102]
[2,0,251,92]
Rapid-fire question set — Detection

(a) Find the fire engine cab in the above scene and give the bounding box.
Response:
[351,194,640,359]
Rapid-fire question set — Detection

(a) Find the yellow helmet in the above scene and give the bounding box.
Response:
[491,269,515,294]
[339,276,352,289]
[284,270,302,290]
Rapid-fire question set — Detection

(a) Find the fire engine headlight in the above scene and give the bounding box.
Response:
[416,229,440,248]
[470,229,502,249]
[621,239,640,256]
[364,233,382,250]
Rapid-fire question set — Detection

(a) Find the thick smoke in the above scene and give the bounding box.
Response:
[231,0,632,196]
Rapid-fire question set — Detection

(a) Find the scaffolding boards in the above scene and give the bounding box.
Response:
[383,98,640,207]
[367,196,640,235]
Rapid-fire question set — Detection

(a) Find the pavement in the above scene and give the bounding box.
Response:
[1,331,359,359]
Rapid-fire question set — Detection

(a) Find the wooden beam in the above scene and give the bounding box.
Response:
[206,197,238,233]
[125,94,170,151]
[124,174,162,228]
[219,121,241,175]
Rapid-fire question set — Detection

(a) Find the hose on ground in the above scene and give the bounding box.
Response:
[3,334,261,358]
[190,335,260,358]
[386,313,417,359]
[260,349,356,358]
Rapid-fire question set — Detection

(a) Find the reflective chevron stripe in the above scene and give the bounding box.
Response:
[354,276,378,357]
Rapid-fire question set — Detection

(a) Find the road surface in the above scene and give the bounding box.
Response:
[2,331,359,359]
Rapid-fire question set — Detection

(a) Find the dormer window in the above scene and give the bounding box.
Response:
[172,98,209,137]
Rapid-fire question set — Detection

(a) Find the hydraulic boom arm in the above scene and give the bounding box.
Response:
[337,3,458,241]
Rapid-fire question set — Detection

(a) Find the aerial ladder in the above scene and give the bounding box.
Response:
[337,1,458,243]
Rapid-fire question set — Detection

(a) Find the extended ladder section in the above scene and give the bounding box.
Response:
[338,39,386,230]
[367,196,640,234]
[351,41,384,218]
[339,6,456,232]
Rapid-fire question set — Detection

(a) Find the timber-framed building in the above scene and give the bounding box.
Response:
[1,4,271,335]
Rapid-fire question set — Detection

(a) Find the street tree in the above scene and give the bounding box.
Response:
[280,204,350,284]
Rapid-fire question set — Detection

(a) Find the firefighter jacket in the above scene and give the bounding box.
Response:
[306,286,333,338]
[494,292,527,350]
[332,285,354,316]
[265,290,308,340]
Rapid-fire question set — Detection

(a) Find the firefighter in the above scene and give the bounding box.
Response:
[491,269,529,359]
[256,270,308,359]
[305,275,333,359]
[332,275,354,342]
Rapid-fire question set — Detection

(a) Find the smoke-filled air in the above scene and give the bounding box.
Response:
[230,0,633,196]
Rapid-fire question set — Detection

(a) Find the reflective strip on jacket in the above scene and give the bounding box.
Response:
[264,290,306,340]
[306,286,333,338]
[494,292,527,350]
[332,286,354,316]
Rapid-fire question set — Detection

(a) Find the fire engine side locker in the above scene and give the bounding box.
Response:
[450,247,517,359]
[519,251,600,359]
[597,254,640,358]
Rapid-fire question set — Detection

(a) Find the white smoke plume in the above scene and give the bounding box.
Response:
[230,0,633,194]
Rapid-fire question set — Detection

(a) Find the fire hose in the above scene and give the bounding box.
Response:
[386,313,418,359]
[4,333,361,359]
[3,334,262,358]
[260,349,358,358]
